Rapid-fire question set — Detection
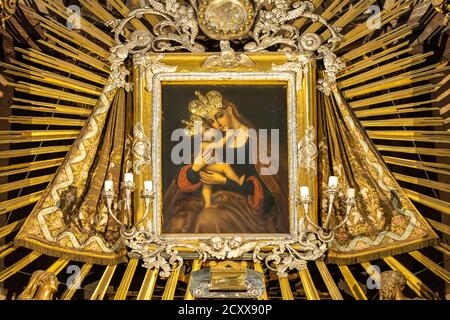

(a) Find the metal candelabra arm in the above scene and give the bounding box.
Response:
[298,194,321,231]
[323,185,340,231]
[330,196,356,232]
[298,177,356,243]
[103,188,128,228]
[134,189,154,227]
[102,175,154,237]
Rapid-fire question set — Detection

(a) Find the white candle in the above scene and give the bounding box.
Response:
[144,180,153,192]
[328,176,338,187]
[124,173,134,183]
[104,180,113,192]
[300,186,309,197]
[346,188,356,198]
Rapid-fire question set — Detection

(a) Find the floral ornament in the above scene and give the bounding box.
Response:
[139,0,204,52]
[297,126,318,174]
[317,46,346,95]
[246,0,316,52]
[131,123,152,175]
[107,30,155,92]
[253,219,328,278]
[126,229,198,278]
[246,0,342,53]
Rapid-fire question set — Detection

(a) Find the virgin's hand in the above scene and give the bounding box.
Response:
[192,147,214,172]
[199,171,227,185]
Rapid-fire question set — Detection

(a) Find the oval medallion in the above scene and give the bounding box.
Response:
[198,0,255,40]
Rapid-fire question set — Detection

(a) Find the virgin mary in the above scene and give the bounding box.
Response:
[162,90,289,234]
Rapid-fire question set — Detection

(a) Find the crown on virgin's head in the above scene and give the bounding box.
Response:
[188,91,224,119]
[182,91,224,135]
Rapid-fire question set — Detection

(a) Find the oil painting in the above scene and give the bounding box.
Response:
[159,83,291,235]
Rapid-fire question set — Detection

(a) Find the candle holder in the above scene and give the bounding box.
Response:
[298,177,356,243]
[102,174,154,239]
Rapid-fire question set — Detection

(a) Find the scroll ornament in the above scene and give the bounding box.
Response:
[297,126,318,174]
[0,0,16,28]
[125,224,327,278]
[107,0,205,53]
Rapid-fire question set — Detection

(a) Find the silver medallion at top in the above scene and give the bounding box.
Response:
[106,1,345,93]
[198,0,255,40]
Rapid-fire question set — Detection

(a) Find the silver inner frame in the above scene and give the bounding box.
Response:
[151,72,298,241]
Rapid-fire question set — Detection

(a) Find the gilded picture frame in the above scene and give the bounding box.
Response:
[152,72,297,240]
[128,52,322,273]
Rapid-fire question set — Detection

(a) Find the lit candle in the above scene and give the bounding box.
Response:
[300,186,309,197]
[328,176,338,187]
[346,188,355,198]
[104,180,113,192]
[144,180,153,192]
[124,173,134,183]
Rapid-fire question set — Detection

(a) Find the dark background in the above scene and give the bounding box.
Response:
[160,84,289,195]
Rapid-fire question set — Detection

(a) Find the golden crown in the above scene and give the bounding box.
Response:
[182,91,224,135]
[189,91,223,118]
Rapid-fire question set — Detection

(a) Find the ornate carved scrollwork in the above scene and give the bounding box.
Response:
[297,126,318,174]
[272,51,311,91]
[105,1,344,95]
[245,1,342,53]
[125,229,198,278]
[109,1,204,53]
[317,46,346,95]
[197,222,327,278]
[123,225,327,278]
[133,53,178,91]
[252,219,327,277]
[130,123,152,175]
[245,0,314,52]
[256,1,345,94]
[0,0,16,28]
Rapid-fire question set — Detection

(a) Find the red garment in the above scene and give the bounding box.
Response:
[246,176,264,211]
[177,165,201,193]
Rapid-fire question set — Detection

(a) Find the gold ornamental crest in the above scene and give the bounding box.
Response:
[198,0,255,40]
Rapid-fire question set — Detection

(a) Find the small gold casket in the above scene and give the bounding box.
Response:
[209,261,248,292]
